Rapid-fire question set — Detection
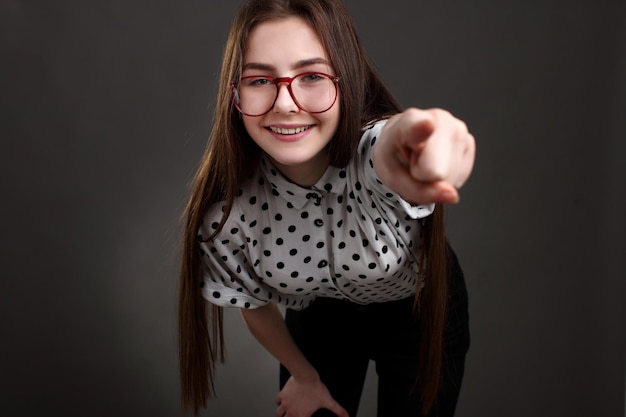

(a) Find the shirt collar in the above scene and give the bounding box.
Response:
[259,156,348,210]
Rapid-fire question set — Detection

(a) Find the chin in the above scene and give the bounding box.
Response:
[269,153,316,167]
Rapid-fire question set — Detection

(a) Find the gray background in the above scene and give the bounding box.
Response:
[1,0,625,416]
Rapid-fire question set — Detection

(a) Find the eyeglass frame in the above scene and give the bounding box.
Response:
[230,71,341,117]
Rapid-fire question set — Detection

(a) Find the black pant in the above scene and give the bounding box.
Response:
[279,249,470,417]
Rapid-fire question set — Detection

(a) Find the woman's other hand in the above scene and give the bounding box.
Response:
[276,375,349,417]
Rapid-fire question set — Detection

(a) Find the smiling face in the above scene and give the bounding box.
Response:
[241,16,340,187]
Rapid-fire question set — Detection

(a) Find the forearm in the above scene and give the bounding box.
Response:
[240,303,319,382]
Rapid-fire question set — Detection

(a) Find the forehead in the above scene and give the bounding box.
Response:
[244,16,329,69]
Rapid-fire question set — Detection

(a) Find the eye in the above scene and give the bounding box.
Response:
[298,73,325,83]
[242,76,273,87]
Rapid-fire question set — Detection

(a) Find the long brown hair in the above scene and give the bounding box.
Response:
[178,0,448,415]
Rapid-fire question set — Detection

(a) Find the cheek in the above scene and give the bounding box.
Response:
[242,116,253,132]
[242,117,262,141]
[325,104,341,134]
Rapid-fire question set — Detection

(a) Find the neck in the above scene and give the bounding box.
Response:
[268,152,330,188]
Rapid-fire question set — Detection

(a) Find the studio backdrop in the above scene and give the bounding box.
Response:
[1,1,625,416]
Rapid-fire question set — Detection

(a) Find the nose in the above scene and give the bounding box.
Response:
[272,83,299,114]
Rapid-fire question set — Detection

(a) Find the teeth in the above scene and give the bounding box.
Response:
[270,126,310,135]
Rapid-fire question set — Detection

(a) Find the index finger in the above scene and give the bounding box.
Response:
[397,108,436,151]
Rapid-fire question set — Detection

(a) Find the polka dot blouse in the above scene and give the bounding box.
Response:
[198,120,434,311]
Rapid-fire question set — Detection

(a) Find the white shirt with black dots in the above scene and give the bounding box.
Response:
[198,120,434,311]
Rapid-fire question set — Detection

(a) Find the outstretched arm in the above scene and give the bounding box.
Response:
[240,303,349,417]
[373,108,476,205]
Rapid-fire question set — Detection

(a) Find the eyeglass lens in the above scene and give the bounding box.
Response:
[235,73,337,116]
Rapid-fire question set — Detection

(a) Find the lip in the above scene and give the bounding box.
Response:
[265,124,315,142]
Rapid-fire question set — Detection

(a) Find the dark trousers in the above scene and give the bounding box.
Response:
[279,249,470,417]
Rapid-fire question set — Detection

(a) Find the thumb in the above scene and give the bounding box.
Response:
[326,400,350,417]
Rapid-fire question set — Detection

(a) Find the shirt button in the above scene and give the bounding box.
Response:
[318,260,328,268]
[314,219,324,227]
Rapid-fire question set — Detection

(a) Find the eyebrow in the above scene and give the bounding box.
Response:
[242,57,331,72]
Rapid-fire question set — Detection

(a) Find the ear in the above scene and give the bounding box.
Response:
[233,88,241,106]
[232,88,243,119]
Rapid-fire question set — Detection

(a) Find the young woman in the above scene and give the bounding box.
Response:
[179,1,475,416]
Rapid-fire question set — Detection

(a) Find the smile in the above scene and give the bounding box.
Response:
[268,125,312,135]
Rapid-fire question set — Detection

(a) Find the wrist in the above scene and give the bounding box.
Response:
[289,365,320,383]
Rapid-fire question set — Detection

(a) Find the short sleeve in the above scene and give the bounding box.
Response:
[356,120,435,219]
[198,209,274,309]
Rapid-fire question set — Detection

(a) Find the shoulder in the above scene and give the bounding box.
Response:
[362,118,389,139]
[357,118,389,155]
[198,180,258,241]
[198,163,278,241]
